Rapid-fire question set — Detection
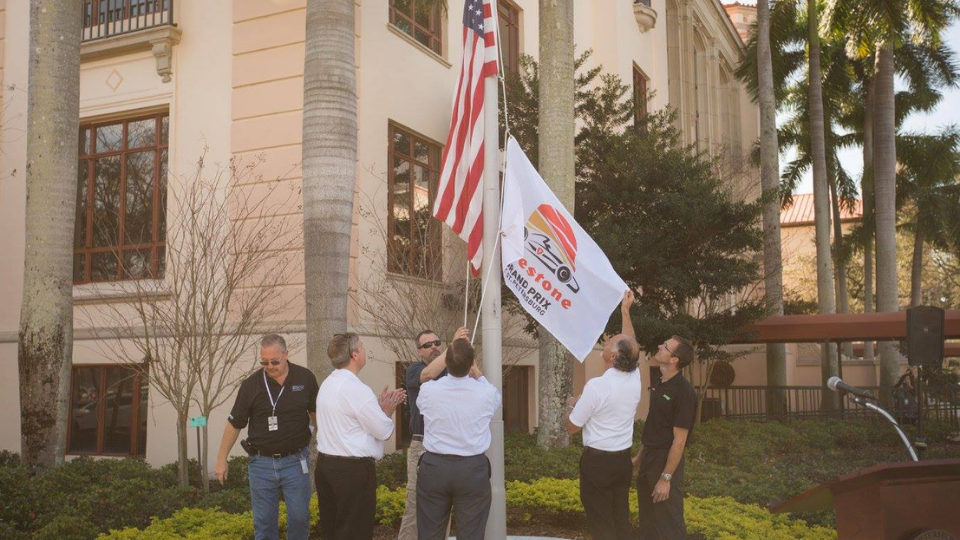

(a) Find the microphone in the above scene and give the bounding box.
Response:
[827,376,875,400]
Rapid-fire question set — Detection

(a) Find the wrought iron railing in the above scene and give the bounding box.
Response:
[700,385,960,427]
[82,0,174,42]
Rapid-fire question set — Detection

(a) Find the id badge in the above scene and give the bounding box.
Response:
[268,415,278,431]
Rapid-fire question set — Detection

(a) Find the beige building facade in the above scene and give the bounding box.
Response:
[0,0,759,467]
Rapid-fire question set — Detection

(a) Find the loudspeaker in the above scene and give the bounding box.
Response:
[907,306,945,367]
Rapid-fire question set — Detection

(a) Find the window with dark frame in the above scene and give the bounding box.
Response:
[388,122,443,280]
[67,365,148,456]
[389,0,443,56]
[74,112,169,284]
[503,365,531,432]
[633,64,649,125]
[498,0,520,75]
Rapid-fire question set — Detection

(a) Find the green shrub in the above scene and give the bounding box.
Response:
[376,450,407,490]
[33,514,100,540]
[375,486,407,526]
[506,478,835,539]
[97,507,255,540]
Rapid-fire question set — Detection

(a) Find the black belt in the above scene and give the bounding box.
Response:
[584,446,631,456]
[253,447,304,459]
[318,452,374,461]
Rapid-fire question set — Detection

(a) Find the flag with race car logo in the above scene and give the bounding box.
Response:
[500,137,628,362]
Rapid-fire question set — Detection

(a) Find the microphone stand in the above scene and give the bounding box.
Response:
[850,395,919,462]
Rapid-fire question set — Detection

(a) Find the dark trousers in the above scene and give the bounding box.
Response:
[579,447,634,540]
[315,453,377,540]
[636,447,687,540]
[416,451,491,540]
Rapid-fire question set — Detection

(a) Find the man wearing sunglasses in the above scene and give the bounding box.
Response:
[633,332,696,540]
[397,327,468,540]
[214,334,319,540]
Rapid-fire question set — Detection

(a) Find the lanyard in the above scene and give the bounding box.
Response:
[263,370,286,416]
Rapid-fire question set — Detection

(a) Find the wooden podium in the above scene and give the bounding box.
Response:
[770,459,960,540]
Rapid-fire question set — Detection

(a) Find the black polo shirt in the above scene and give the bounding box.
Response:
[405,361,447,437]
[641,372,697,449]
[228,362,319,455]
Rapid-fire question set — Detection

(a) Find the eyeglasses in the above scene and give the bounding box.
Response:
[260,360,282,367]
[418,339,442,349]
[661,341,675,356]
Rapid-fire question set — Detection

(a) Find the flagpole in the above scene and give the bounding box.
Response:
[481,26,506,540]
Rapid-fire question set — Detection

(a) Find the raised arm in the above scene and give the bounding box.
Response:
[621,289,635,339]
[420,327,469,383]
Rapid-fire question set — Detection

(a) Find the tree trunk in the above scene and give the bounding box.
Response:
[302,0,357,383]
[757,0,787,416]
[807,0,839,410]
[18,0,82,469]
[910,226,923,308]
[874,43,900,403]
[862,75,876,366]
[177,413,190,487]
[537,0,575,448]
[830,180,853,359]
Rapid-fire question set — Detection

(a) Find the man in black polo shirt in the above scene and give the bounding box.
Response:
[214,334,319,540]
[633,335,697,540]
[397,327,465,540]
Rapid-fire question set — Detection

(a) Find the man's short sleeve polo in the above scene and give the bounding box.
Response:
[227,378,254,429]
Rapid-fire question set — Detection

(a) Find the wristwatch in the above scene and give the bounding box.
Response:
[660,472,672,482]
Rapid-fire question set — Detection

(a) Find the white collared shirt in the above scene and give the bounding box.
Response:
[315,368,394,459]
[417,374,501,456]
[569,367,642,451]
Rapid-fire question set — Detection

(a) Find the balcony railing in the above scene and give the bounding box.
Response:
[82,0,174,42]
[700,385,960,427]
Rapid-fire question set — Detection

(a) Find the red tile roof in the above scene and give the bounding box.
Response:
[781,193,863,226]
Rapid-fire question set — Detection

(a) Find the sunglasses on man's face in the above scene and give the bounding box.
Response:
[418,339,442,350]
[260,360,282,367]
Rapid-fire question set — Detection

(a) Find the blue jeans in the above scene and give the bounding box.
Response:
[247,446,312,540]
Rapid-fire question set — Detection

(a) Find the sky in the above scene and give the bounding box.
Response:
[792,22,960,194]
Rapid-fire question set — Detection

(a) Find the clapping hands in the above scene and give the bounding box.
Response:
[378,386,407,415]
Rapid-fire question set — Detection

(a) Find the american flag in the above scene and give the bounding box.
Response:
[433,0,499,273]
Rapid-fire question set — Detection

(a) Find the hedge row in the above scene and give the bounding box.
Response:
[98,480,835,540]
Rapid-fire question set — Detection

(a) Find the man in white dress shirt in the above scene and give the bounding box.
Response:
[565,290,641,540]
[416,336,501,540]
[315,332,406,540]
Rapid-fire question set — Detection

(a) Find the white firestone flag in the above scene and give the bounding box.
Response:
[500,138,628,362]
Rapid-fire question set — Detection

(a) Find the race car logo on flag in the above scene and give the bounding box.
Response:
[500,138,628,362]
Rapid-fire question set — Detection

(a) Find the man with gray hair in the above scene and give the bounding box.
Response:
[565,291,642,540]
[315,332,406,540]
[215,334,319,540]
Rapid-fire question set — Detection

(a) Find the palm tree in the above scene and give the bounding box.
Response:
[537,0,575,448]
[756,0,788,410]
[806,0,839,406]
[301,0,358,382]
[824,0,960,399]
[19,0,83,469]
[896,128,960,307]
